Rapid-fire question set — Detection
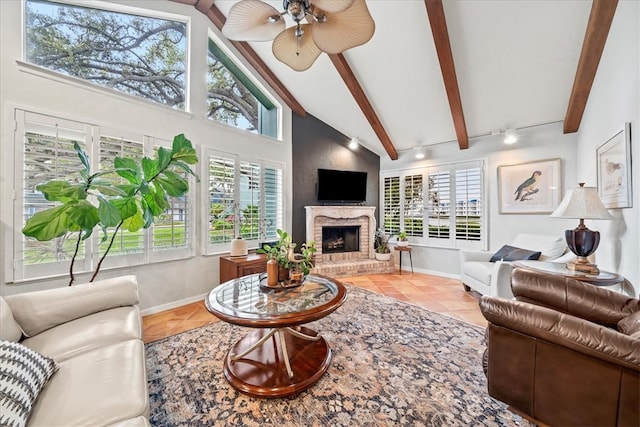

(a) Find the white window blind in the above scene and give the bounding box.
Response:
[404,174,423,237]
[205,149,285,254]
[380,160,486,250]
[382,176,400,234]
[11,109,196,282]
[14,110,92,280]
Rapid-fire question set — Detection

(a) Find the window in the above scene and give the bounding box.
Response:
[206,149,284,253]
[207,38,278,137]
[381,160,486,250]
[12,109,195,281]
[24,0,187,109]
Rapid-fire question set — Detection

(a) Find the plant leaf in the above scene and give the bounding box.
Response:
[22,203,74,241]
[171,134,198,164]
[74,142,90,172]
[67,200,100,235]
[114,157,141,184]
[172,160,199,181]
[92,184,127,197]
[36,181,87,202]
[156,170,188,197]
[111,197,138,219]
[98,196,121,227]
[122,208,144,232]
[157,147,171,171]
[142,157,158,182]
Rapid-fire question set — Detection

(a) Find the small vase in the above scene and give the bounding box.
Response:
[267,258,278,287]
[278,266,289,282]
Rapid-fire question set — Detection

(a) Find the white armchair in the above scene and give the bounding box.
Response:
[459,233,573,298]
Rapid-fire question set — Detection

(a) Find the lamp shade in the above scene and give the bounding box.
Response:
[550,183,613,220]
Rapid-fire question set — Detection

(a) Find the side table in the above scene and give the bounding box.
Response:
[394,246,413,274]
[512,260,624,287]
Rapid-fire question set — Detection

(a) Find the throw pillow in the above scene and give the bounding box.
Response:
[617,311,640,339]
[489,245,542,263]
[0,340,59,427]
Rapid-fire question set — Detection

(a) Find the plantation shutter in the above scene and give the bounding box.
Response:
[96,131,146,267]
[207,150,236,252]
[263,162,284,243]
[239,161,261,242]
[403,174,424,237]
[382,175,400,234]
[13,110,92,280]
[427,169,451,242]
[454,162,485,249]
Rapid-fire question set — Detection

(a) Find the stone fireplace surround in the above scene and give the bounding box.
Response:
[305,206,376,262]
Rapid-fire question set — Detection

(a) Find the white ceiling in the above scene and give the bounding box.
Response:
[213,0,593,159]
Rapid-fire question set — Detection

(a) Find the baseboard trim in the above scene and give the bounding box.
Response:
[405,267,460,280]
[141,293,208,316]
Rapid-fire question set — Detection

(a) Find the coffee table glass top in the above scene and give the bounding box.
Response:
[207,274,346,327]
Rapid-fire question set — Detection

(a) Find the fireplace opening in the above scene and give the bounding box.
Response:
[322,226,360,254]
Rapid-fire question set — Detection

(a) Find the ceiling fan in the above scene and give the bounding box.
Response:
[222,0,375,71]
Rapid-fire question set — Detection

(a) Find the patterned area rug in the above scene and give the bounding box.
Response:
[146,286,526,426]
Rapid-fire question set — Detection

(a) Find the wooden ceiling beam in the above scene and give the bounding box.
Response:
[173,0,307,117]
[424,0,468,150]
[329,54,399,160]
[563,0,618,134]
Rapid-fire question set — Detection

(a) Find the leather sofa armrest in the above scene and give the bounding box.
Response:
[480,296,640,371]
[511,268,640,327]
[459,249,493,263]
[6,275,139,337]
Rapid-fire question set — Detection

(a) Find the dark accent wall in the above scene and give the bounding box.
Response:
[292,114,380,245]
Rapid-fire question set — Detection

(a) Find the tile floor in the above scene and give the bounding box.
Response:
[142,271,486,344]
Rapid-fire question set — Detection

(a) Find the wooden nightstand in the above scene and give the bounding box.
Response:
[219,254,267,283]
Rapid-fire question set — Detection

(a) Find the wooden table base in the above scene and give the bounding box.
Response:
[223,326,332,398]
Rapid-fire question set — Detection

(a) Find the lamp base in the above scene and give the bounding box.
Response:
[567,257,600,274]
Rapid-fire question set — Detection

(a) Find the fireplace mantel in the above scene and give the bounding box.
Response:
[305,206,377,260]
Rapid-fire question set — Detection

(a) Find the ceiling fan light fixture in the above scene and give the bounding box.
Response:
[272,24,322,71]
[311,0,375,54]
[222,0,285,41]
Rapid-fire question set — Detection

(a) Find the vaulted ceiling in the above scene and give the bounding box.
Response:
[173,0,618,160]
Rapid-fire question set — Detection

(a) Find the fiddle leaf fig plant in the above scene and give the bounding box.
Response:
[22,133,199,285]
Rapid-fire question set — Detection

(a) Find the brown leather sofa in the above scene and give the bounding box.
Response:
[479,268,640,427]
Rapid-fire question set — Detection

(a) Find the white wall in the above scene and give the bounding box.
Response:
[0,0,293,310]
[381,122,577,277]
[574,0,639,294]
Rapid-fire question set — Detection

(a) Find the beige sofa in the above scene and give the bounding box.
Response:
[0,276,150,427]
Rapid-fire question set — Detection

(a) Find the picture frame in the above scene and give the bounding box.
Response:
[597,123,632,209]
[498,158,562,214]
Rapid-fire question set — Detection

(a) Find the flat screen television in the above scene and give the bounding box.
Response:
[317,168,367,203]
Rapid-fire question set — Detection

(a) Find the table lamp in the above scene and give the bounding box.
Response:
[550,183,613,274]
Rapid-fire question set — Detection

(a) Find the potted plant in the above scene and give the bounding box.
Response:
[258,229,316,284]
[396,231,409,247]
[22,134,199,285]
[374,228,392,261]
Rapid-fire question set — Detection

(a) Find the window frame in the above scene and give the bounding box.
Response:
[206,31,280,139]
[10,108,196,283]
[204,147,285,255]
[380,160,487,250]
[23,0,190,112]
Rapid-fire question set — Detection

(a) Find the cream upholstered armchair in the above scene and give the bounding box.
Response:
[459,233,573,298]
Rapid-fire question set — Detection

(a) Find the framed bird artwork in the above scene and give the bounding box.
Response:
[498,158,562,214]
[597,123,632,209]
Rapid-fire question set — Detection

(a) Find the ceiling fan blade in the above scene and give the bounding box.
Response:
[311,0,375,54]
[222,0,285,41]
[309,0,354,13]
[272,25,322,71]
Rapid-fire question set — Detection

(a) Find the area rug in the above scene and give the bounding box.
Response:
[146,286,527,426]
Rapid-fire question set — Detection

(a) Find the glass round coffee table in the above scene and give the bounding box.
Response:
[205,273,347,398]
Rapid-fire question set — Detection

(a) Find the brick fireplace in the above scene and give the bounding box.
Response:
[305,206,376,262]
